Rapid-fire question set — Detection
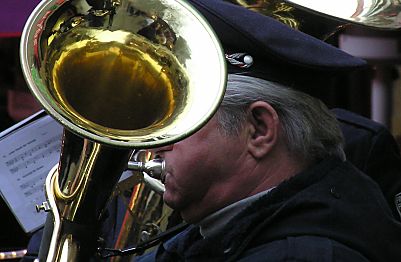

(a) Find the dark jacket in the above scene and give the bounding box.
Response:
[334,108,401,220]
[139,157,401,261]
[22,110,401,261]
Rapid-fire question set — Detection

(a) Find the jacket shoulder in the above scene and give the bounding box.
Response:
[236,236,369,262]
[332,108,384,134]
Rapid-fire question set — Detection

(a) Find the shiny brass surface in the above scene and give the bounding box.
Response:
[228,0,301,29]
[21,0,227,148]
[20,0,226,261]
[48,28,183,132]
[112,180,170,262]
[111,150,170,262]
[228,0,401,40]
[0,249,27,260]
[286,0,401,29]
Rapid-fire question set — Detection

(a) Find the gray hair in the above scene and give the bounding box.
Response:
[216,74,345,164]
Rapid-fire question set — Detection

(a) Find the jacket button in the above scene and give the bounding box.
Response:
[330,187,341,199]
[224,247,232,254]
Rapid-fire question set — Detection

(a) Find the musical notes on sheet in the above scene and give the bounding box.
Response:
[0,113,63,233]
[5,136,61,174]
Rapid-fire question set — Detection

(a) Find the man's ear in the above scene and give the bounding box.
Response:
[246,101,279,159]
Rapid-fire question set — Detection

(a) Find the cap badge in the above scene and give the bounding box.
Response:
[225,53,254,68]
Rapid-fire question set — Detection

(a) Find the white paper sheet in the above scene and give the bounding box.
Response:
[0,112,63,233]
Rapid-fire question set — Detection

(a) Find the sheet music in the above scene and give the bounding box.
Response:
[0,114,63,233]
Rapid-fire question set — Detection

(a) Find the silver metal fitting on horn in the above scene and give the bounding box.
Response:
[127,158,165,180]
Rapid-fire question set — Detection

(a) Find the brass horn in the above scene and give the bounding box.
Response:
[228,0,401,41]
[20,0,226,261]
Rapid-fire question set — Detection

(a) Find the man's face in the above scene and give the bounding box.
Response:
[152,115,248,223]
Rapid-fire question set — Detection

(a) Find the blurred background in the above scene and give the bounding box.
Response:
[0,0,400,259]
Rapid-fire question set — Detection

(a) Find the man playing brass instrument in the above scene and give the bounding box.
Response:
[140,74,401,261]
[136,0,401,261]
[21,0,401,261]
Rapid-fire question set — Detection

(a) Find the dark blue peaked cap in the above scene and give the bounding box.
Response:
[188,0,367,90]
